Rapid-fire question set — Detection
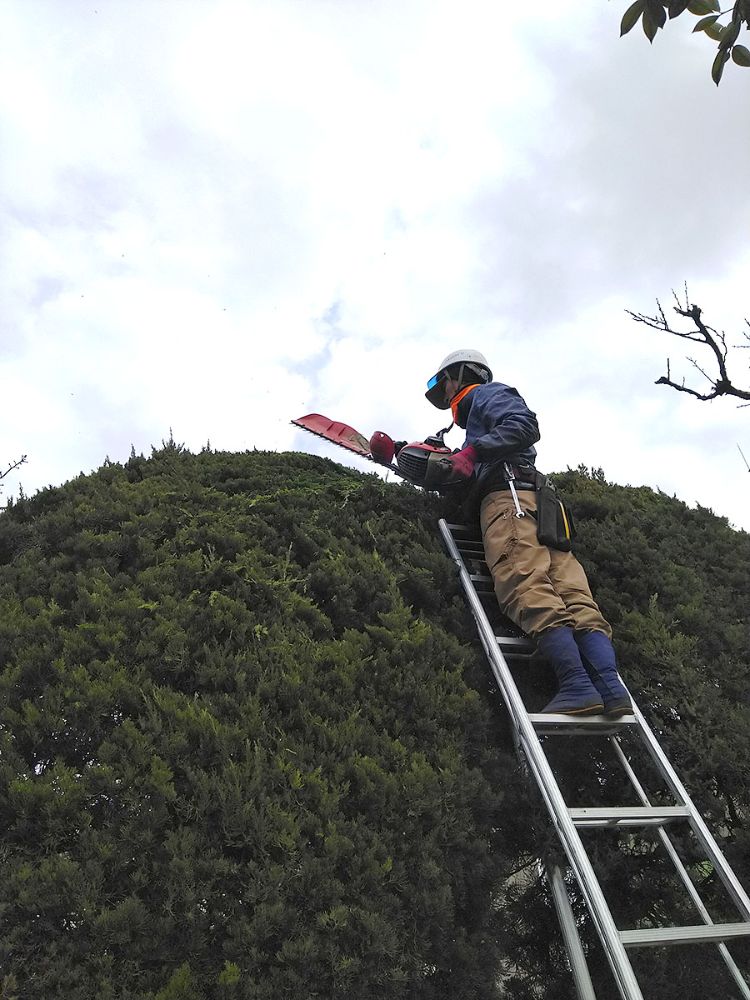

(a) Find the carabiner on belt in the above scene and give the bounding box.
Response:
[503,462,527,518]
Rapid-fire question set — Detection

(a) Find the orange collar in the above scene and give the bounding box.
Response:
[450,383,480,423]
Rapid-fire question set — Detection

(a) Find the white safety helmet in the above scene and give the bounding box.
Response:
[425,349,493,409]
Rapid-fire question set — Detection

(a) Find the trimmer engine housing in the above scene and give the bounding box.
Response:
[396,430,465,489]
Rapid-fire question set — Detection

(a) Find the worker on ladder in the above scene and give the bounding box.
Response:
[424,349,631,718]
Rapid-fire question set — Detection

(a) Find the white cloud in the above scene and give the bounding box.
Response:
[0,0,748,533]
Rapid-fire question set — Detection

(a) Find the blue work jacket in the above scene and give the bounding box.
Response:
[460,382,540,487]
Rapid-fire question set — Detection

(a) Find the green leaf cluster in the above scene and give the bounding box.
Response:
[620,0,750,83]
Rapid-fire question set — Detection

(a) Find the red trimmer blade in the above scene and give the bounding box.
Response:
[292,413,372,457]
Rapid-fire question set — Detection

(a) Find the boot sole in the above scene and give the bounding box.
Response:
[542,703,605,717]
[603,702,633,718]
[562,704,605,717]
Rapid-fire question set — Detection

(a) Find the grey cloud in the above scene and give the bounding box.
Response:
[464,31,750,328]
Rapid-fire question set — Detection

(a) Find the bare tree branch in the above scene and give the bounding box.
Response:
[627,292,750,403]
[0,455,28,509]
[0,455,27,484]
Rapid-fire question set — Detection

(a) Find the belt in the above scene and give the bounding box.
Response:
[492,482,536,491]
[476,465,539,506]
[509,464,538,480]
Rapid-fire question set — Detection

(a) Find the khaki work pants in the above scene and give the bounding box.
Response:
[480,489,612,639]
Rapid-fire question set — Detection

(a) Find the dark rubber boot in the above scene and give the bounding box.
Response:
[538,627,604,716]
[575,630,632,717]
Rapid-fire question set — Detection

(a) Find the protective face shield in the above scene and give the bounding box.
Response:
[425,370,450,409]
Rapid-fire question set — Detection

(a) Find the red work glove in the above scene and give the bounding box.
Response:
[447,445,477,479]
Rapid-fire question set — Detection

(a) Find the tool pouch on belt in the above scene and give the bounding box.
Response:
[535,474,576,551]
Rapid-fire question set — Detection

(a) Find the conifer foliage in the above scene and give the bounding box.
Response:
[0,448,510,1000]
[0,451,749,998]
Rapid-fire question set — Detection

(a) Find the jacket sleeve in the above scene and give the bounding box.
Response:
[465,385,540,459]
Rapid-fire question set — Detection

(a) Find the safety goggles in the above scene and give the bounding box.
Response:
[425,369,453,409]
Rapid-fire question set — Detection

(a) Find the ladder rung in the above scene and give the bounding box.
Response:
[502,652,536,663]
[620,921,750,948]
[569,806,690,828]
[445,523,481,542]
[497,635,535,650]
[529,713,637,735]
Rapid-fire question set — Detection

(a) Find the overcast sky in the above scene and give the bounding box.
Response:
[2,0,749,531]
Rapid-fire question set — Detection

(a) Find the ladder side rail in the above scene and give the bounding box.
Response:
[621,923,750,947]
[629,700,750,922]
[548,863,598,1000]
[439,520,645,1000]
[610,736,750,1000]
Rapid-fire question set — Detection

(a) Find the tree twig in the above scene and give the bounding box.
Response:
[627,292,750,403]
[0,455,28,509]
[0,455,27,483]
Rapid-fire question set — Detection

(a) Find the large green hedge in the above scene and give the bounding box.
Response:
[0,449,748,998]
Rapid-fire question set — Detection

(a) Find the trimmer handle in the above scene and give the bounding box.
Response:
[370,431,396,465]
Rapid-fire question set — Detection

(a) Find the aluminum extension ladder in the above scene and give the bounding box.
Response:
[439,519,750,1000]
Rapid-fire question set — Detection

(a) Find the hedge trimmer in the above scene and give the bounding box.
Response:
[292,413,465,489]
